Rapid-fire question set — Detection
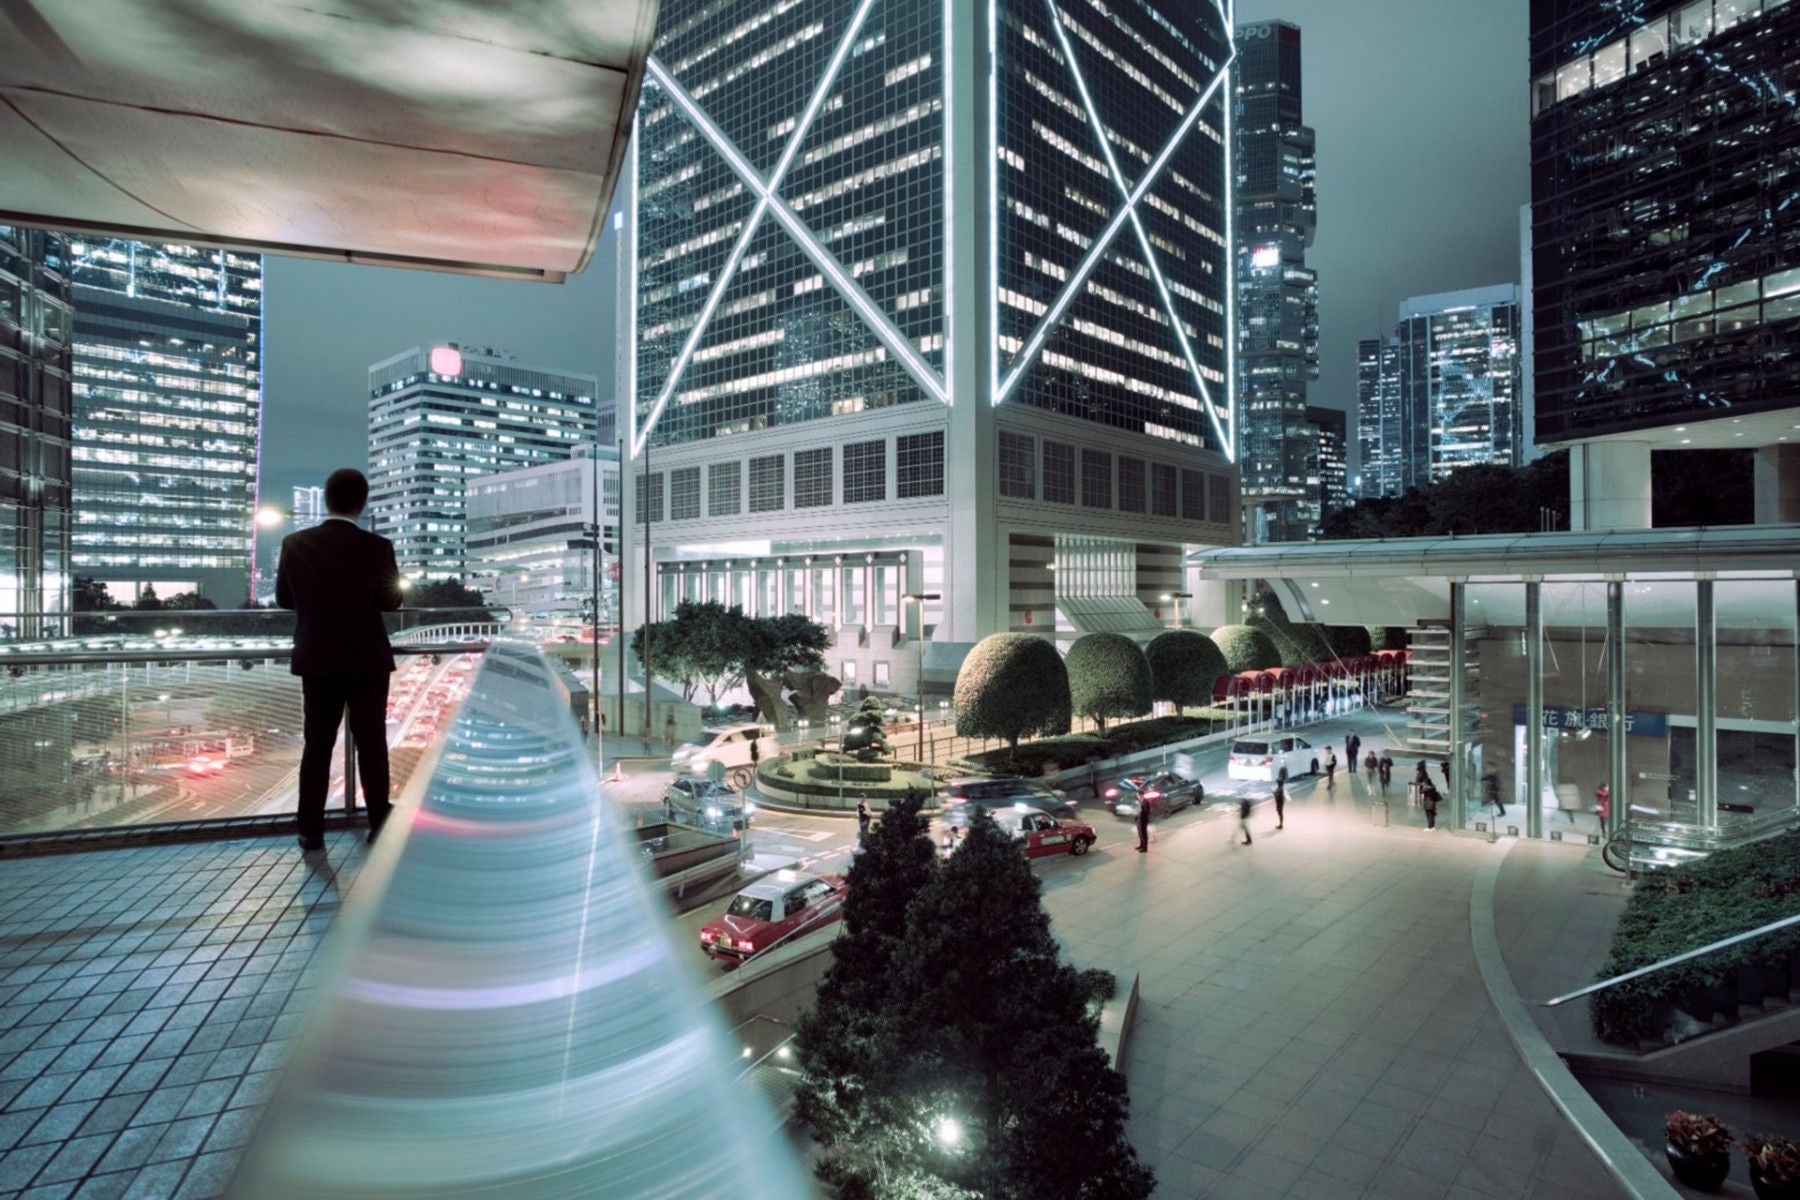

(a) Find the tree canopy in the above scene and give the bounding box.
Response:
[631,601,830,705]
[409,578,488,609]
[952,634,1071,752]
[1064,632,1153,733]
[1145,629,1227,709]
[797,794,1151,1200]
[1209,624,1281,674]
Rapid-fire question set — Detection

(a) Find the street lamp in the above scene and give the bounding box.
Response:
[902,592,941,765]
[1160,591,1193,630]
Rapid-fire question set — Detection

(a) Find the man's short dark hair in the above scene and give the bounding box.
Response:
[324,469,369,516]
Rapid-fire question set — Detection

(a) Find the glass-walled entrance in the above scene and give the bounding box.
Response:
[1451,576,1798,855]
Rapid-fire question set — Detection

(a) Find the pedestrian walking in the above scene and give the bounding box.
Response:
[1347,734,1361,771]
[1135,795,1152,853]
[1363,750,1378,784]
[1414,760,1430,788]
[579,713,590,740]
[1379,752,1394,794]
[857,796,871,836]
[1345,733,1357,765]
[1439,758,1452,794]
[942,824,960,854]
[749,737,761,770]
[663,713,677,753]
[1486,770,1506,817]
[1324,747,1337,790]
[1273,780,1286,829]
[275,468,402,852]
[1421,780,1441,829]
[1237,794,1254,845]
[1594,783,1611,827]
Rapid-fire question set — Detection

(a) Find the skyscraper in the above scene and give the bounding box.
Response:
[465,447,620,623]
[66,240,262,605]
[621,0,1239,685]
[1233,19,1318,544]
[292,486,326,533]
[1531,0,1800,527]
[1356,336,1403,499]
[0,226,74,637]
[1303,404,1347,528]
[1358,286,1522,495]
[367,344,599,580]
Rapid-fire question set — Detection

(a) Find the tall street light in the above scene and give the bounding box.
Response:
[1160,591,1193,631]
[903,592,940,764]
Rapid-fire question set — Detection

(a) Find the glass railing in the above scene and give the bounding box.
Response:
[0,611,498,840]
[227,643,809,1197]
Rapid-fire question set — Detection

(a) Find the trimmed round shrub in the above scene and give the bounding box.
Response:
[1145,629,1227,708]
[1209,624,1281,674]
[953,634,1072,751]
[1065,633,1153,732]
[1252,617,1328,667]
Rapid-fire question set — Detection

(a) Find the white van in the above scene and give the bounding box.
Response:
[670,723,777,772]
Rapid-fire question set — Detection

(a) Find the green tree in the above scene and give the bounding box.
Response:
[1209,624,1280,674]
[134,583,163,611]
[892,814,1153,1200]
[1145,629,1227,710]
[161,592,217,611]
[797,790,947,1197]
[1064,632,1152,733]
[1367,625,1409,652]
[411,578,487,608]
[1323,625,1372,658]
[72,575,121,612]
[952,634,1071,753]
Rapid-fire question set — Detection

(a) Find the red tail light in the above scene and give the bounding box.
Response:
[736,938,755,953]
[1258,757,1273,766]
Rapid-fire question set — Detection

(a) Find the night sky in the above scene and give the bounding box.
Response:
[258,0,1528,499]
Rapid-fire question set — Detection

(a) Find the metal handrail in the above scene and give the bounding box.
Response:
[1541,911,1800,1008]
[0,642,491,666]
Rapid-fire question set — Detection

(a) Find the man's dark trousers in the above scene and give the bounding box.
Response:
[297,674,392,842]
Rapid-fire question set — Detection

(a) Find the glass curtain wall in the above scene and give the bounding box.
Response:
[1713,579,1798,837]
[1540,581,1612,841]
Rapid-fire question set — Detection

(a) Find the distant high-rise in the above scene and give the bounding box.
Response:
[368,344,599,580]
[1358,287,1522,495]
[67,240,262,604]
[620,0,1240,675]
[1304,405,1347,528]
[1233,19,1318,544]
[0,226,74,636]
[292,486,326,533]
[465,447,620,623]
[1357,337,1403,499]
[1531,0,1800,527]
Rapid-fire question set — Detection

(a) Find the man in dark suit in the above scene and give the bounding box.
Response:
[276,469,404,851]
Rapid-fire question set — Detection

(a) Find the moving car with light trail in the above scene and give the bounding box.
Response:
[1102,772,1203,818]
[1227,735,1318,782]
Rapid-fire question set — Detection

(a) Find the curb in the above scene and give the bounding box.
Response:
[1469,839,1680,1200]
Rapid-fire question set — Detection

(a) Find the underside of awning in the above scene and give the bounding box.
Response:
[0,0,660,281]
[1056,595,1164,639]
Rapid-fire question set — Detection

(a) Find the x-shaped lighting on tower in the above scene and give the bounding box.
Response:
[1041,0,1232,454]
[633,0,947,456]
[995,12,1236,462]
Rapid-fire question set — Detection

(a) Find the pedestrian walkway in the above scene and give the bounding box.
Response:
[1042,789,1629,1200]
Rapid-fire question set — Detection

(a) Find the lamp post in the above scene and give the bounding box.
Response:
[1160,591,1193,631]
[902,592,940,764]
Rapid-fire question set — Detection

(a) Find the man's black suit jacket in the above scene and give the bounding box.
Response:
[275,519,404,677]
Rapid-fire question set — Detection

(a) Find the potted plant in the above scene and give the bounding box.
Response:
[1743,1135,1800,1200]
[1666,1111,1732,1191]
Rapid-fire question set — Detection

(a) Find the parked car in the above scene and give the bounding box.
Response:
[1102,772,1203,819]
[1227,735,1318,783]
[942,777,1078,821]
[980,805,1097,858]
[664,777,756,829]
[670,723,777,772]
[699,871,848,963]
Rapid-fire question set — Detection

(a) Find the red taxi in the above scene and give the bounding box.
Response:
[984,805,1096,858]
[699,871,848,963]
[184,756,225,778]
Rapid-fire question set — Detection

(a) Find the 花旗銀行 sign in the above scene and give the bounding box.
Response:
[1509,705,1668,737]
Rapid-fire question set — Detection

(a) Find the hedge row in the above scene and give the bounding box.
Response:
[964,713,1232,777]
[1590,829,1800,1045]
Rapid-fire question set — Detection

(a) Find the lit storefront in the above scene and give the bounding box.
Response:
[1193,529,1800,861]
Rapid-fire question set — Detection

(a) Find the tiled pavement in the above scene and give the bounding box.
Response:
[0,834,367,1200]
[0,711,1648,1200]
[1039,772,1631,1200]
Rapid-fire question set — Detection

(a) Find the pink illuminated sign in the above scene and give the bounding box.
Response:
[429,346,463,376]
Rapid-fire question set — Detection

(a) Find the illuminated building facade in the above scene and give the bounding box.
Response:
[367,344,599,581]
[1531,0,1800,527]
[292,485,326,533]
[0,227,74,636]
[68,241,262,606]
[621,0,1240,688]
[1357,287,1522,495]
[1234,19,1318,544]
[1303,404,1346,530]
[466,447,620,622]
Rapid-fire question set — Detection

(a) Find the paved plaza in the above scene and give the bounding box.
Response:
[0,709,1658,1200]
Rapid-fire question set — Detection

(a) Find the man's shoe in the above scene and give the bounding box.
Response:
[297,835,324,852]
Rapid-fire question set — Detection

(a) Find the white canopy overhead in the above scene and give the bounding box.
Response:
[0,0,658,281]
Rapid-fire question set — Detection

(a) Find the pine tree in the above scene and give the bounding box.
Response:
[894,813,1154,1200]
[795,789,944,1195]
